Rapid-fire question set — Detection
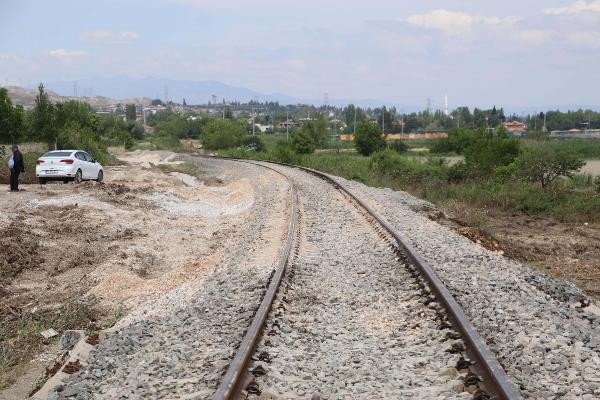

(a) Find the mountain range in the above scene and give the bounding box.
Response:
[23,76,419,110]
[6,75,599,114]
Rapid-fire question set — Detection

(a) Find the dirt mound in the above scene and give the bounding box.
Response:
[455,226,503,253]
[0,221,43,282]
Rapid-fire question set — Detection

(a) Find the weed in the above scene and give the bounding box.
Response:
[0,299,99,389]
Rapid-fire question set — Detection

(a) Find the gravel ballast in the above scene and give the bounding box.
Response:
[330,175,600,399]
[249,163,471,399]
[51,159,291,399]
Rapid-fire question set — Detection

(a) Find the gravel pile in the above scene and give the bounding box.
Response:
[51,160,291,399]
[249,164,471,399]
[332,175,600,399]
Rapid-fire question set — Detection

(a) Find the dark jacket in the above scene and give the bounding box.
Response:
[12,150,25,173]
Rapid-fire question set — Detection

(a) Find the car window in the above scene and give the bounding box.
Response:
[75,152,86,161]
[43,151,73,157]
[83,153,94,162]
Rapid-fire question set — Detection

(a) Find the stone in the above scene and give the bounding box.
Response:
[59,330,82,350]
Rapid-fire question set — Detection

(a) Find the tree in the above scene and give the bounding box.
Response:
[125,104,137,122]
[201,119,245,150]
[151,99,163,106]
[464,136,520,176]
[343,104,366,133]
[301,116,328,147]
[0,88,24,144]
[55,100,96,130]
[31,83,57,148]
[354,121,386,156]
[515,145,585,188]
[291,131,316,154]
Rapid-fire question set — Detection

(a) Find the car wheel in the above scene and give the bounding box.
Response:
[74,169,83,184]
[96,170,103,182]
[38,178,47,185]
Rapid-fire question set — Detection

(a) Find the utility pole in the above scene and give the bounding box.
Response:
[401,110,404,134]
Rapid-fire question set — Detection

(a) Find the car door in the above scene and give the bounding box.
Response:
[75,151,91,179]
[83,152,99,178]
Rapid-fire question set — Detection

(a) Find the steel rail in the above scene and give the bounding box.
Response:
[279,162,522,400]
[203,155,520,400]
[212,160,297,400]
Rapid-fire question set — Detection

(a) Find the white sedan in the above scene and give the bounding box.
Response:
[36,150,104,184]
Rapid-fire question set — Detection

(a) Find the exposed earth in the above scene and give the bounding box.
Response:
[0,150,598,399]
[0,151,260,399]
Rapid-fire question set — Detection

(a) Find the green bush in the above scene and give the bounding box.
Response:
[369,149,447,182]
[291,131,316,154]
[56,123,110,164]
[464,136,520,176]
[242,136,266,152]
[270,141,298,164]
[447,160,469,182]
[201,119,245,150]
[515,144,585,188]
[431,128,481,154]
[387,140,408,153]
[301,117,329,148]
[355,121,386,156]
[595,176,600,194]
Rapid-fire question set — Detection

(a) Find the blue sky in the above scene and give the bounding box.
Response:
[1,0,599,108]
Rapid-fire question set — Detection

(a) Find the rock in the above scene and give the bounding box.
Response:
[59,330,82,350]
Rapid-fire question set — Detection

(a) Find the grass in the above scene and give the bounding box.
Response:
[0,300,100,389]
[104,305,127,329]
[157,160,223,186]
[531,138,600,159]
[221,141,600,224]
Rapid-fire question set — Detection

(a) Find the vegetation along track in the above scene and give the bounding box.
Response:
[213,158,520,400]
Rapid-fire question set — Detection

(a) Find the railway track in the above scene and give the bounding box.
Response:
[212,159,521,400]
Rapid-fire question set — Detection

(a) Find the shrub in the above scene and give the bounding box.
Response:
[291,131,316,154]
[270,141,298,164]
[387,140,407,153]
[369,149,447,182]
[464,136,520,176]
[301,117,329,148]
[447,160,469,182]
[355,121,385,156]
[515,145,585,188]
[56,123,110,164]
[431,128,481,154]
[595,176,600,194]
[242,136,266,152]
[201,119,245,150]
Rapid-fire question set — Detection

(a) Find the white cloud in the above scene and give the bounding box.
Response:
[284,58,306,70]
[515,30,552,46]
[566,31,600,47]
[544,0,600,15]
[80,30,140,44]
[406,9,518,34]
[48,48,86,57]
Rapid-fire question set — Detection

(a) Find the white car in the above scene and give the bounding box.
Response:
[36,150,104,184]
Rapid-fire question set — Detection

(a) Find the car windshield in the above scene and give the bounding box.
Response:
[43,151,73,157]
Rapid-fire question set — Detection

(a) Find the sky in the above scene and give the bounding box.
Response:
[1,0,599,109]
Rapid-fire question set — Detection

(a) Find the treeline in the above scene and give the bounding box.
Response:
[0,84,144,162]
[525,110,600,131]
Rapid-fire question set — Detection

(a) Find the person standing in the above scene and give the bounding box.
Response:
[9,144,25,192]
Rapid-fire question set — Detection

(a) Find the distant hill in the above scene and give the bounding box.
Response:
[24,76,414,109]
[6,85,151,109]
